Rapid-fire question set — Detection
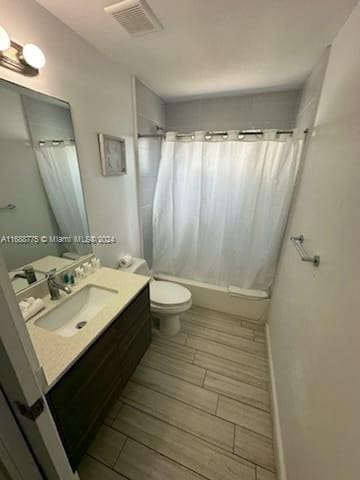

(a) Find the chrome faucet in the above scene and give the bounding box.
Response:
[13,265,38,284]
[46,270,72,300]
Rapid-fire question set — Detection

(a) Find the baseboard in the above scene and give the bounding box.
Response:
[266,324,287,480]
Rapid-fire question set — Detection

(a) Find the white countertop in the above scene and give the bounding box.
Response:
[26,267,150,392]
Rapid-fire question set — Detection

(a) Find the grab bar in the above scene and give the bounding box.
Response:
[290,234,320,267]
[0,203,16,211]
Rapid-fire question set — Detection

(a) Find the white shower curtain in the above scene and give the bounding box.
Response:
[35,145,89,255]
[152,130,304,290]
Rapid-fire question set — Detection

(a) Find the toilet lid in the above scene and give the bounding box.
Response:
[150,281,191,306]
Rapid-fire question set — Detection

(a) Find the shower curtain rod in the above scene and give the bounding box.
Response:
[138,129,308,139]
[37,139,75,146]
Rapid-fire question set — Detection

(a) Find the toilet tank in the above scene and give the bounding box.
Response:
[120,257,151,276]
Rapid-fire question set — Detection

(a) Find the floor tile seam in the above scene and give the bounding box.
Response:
[202,384,271,413]
[137,362,207,388]
[128,376,218,415]
[116,400,239,456]
[191,349,269,376]
[186,333,268,360]
[182,320,257,341]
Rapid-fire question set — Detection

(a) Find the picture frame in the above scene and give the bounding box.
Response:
[98,133,127,176]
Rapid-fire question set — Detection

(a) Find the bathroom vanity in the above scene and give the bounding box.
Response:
[26,267,151,470]
[0,77,153,472]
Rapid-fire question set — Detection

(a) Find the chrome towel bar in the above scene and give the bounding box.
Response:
[0,203,16,211]
[290,235,320,267]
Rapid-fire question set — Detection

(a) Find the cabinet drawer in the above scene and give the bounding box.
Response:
[52,347,121,446]
[50,320,118,408]
[116,287,149,340]
[48,346,123,468]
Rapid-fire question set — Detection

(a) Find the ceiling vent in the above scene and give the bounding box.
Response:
[104,0,163,37]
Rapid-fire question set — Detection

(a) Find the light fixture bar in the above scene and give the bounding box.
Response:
[0,26,46,76]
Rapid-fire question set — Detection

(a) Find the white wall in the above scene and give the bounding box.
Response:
[268,3,360,480]
[0,0,140,267]
[296,48,330,128]
[165,90,300,132]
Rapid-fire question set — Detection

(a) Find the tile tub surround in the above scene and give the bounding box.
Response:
[26,267,150,390]
[81,306,277,479]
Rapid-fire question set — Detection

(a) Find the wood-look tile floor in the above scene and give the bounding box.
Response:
[79,306,277,480]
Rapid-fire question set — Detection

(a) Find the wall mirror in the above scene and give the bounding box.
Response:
[0,78,92,293]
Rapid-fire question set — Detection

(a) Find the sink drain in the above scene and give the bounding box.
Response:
[76,321,87,330]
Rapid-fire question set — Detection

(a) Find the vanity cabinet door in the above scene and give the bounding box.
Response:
[120,318,152,384]
[46,285,151,471]
[48,344,122,468]
[116,286,150,341]
[117,286,151,383]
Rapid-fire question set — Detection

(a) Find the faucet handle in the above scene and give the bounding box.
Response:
[45,268,57,279]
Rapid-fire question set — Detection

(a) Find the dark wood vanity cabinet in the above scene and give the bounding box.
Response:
[46,285,151,470]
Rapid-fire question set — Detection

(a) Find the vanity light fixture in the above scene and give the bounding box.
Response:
[0,26,11,51]
[21,43,46,70]
[0,25,46,76]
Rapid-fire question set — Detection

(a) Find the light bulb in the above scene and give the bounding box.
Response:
[0,26,11,52]
[22,43,46,69]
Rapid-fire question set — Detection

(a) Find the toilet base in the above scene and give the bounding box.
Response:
[158,313,181,337]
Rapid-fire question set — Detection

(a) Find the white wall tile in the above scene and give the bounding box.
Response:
[136,80,165,128]
[165,90,301,132]
[139,177,157,207]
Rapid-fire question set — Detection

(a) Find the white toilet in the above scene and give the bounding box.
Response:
[120,258,192,336]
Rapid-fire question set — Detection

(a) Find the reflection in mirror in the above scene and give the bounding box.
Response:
[0,79,92,293]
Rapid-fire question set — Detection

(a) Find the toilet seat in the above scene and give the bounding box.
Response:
[118,258,192,336]
[150,281,191,307]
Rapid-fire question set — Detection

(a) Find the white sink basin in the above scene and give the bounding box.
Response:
[35,285,118,337]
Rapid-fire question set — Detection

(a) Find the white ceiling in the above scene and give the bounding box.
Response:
[36,0,357,101]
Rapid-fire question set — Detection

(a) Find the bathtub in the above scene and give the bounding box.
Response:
[154,273,270,325]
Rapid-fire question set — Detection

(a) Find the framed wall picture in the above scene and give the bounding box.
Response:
[98,133,127,176]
